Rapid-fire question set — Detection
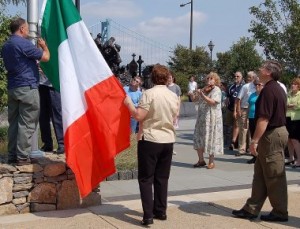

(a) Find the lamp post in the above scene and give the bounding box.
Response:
[180,0,193,50]
[208,40,215,62]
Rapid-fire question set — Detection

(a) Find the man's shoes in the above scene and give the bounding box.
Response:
[7,158,17,165]
[232,209,257,220]
[193,161,206,168]
[141,218,153,226]
[40,145,53,152]
[16,158,31,166]
[260,213,288,222]
[285,160,294,165]
[153,214,167,220]
[247,157,256,164]
[56,146,65,154]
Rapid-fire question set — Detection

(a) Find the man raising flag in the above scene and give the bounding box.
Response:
[39,0,130,197]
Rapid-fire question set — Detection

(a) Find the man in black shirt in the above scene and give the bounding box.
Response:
[224,72,244,149]
[232,60,288,222]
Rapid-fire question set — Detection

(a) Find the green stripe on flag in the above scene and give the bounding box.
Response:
[40,0,82,91]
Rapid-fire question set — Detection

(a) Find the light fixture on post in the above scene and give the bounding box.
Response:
[180,0,193,50]
[208,40,215,62]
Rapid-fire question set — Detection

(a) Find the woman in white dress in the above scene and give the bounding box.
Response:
[191,72,224,169]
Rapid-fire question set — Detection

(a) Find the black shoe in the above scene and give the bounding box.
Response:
[247,157,256,164]
[40,145,53,152]
[141,218,153,226]
[260,213,288,222]
[153,214,167,220]
[285,160,294,166]
[232,209,257,220]
[56,146,65,154]
[7,158,17,165]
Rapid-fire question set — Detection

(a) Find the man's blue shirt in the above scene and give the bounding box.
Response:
[124,86,142,107]
[1,35,43,90]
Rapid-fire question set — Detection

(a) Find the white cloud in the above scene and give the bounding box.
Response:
[134,11,206,41]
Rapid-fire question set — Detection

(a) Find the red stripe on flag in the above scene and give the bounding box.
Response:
[65,76,130,197]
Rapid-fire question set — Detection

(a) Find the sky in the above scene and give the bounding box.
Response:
[6,0,264,64]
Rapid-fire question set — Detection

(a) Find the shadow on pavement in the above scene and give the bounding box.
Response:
[88,203,143,227]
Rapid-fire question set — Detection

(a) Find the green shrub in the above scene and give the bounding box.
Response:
[0,126,7,141]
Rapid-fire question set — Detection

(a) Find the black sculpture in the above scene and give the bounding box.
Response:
[95,36,122,77]
[142,65,154,89]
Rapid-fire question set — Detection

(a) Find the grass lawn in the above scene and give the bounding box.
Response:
[0,126,138,171]
[115,134,138,171]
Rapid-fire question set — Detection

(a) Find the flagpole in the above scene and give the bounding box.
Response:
[75,0,80,12]
[27,0,39,41]
[27,0,45,158]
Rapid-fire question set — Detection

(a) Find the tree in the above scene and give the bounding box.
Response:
[215,37,263,83]
[229,37,263,77]
[0,0,25,111]
[249,0,300,74]
[168,44,211,93]
[215,51,232,81]
[0,9,12,111]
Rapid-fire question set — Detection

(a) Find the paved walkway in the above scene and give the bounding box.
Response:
[1,118,300,228]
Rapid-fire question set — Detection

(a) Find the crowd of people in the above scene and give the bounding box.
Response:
[123,61,300,224]
[3,17,300,226]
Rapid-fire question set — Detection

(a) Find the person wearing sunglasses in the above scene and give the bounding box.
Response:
[224,72,244,151]
[235,71,257,156]
[246,79,263,164]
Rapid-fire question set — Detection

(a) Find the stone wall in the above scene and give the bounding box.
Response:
[0,155,101,216]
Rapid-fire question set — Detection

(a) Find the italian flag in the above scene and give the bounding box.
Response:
[39,0,130,197]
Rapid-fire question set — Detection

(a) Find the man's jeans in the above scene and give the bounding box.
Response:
[8,86,40,160]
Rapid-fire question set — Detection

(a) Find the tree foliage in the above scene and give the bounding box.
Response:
[168,44,212,93]
[249,0,300,73]
[215,37,263,83]
[0,9,12,111]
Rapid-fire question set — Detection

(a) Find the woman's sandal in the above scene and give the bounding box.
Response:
[193,161,206,168]
[207,163,215,169]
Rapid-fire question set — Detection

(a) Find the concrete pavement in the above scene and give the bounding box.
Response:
[1,118,300,228]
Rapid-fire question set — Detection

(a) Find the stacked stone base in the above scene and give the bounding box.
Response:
[0,155,101,216]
